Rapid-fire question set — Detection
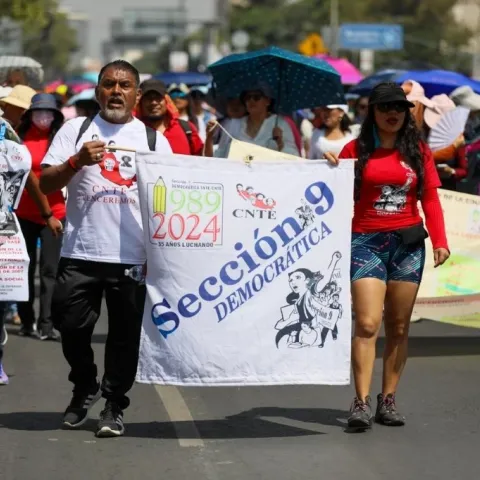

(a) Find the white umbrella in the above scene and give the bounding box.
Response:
[0,56,44,85]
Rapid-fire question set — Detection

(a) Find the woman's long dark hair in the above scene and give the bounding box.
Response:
[339,114,351,134]
[354,104,425,201]
[17,110,64,147]
[184,94,199,129]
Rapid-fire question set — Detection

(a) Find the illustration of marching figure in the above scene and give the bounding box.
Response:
[274,251,343,349]
[373,162,415,213]
[295,198,315,230]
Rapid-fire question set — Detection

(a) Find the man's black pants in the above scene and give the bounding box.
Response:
[52,258,146,410]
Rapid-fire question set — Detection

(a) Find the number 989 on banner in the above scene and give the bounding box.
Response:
[148,179,224,248]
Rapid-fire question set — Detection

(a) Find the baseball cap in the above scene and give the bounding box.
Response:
[325,104,349,114]
[368,82,415,108]
[140,79,167,97]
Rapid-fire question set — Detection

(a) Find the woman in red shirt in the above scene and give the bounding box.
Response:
[327,83,450,430]
[16,93,65,340]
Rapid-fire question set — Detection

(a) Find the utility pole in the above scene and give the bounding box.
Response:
[217,0,231,42]
[330,0,339,57]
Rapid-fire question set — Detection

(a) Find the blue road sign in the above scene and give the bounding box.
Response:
[339,24,404,51]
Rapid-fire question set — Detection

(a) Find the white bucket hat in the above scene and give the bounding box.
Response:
[449,86,480,112]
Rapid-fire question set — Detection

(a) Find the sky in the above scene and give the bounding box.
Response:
[60,0,218,61]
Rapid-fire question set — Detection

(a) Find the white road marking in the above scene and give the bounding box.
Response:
[154,385,204,448]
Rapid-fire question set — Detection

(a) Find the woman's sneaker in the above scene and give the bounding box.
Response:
[375,393,405,426]
[96,401,125,438]
[63,383,101,428]
[18,325,35,337]
[347,396,373,429]
[0,363,9,385]
[39,329,60,341]
[1,324,7,346]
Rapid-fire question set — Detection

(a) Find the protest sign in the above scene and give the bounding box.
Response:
[228,139,302,162]
[414,189,480,328]
[136,154,355,386]
[0,137,31,301]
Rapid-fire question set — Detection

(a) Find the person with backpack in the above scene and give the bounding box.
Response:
[137,79,204,156]
[39,61,172,438]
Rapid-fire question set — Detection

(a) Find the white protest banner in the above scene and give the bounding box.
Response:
[136,154,354,386]
[0,137,31,301]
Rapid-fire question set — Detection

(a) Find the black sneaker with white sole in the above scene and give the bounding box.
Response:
[96,401,125,438]
[39,329,60,341]
[63,384,101,428]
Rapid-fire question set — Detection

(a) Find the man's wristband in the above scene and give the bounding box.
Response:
[42,212,53,220]
[68,156,81,172]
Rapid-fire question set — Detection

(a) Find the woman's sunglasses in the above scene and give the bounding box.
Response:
[244,93,264,102]
[376,102,409,113]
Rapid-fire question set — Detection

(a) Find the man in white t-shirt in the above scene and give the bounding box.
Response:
[40,60,172,438]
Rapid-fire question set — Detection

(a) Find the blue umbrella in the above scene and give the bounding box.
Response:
[350,68,480,98]
[80,71,99,84]
[349,69,407,96]
[395,70,480,97]
[152,71,212,87]
[208,46,344,113]
[67,88,96,106]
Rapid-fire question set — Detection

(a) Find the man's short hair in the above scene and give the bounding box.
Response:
[98,60,140,87]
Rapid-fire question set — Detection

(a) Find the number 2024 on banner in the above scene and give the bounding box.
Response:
[149,178,224,247]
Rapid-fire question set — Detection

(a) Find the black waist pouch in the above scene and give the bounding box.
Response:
[396,223,429,245]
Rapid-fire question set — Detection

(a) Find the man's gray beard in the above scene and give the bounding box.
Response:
[102,107,129,123]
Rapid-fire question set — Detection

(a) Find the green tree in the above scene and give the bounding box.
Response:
[230,0,473,72]
[364,0,472,71]
[0,0,77,77]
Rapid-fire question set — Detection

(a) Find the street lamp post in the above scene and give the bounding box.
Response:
[330,0,339,57]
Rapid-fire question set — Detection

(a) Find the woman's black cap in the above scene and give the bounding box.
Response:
[369,82,415,108]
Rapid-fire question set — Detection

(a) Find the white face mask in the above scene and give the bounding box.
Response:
[32,110,55,130]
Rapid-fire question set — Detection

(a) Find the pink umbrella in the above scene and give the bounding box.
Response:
[314,54,363,85]
[44,80,63,93]
[67,81,96,94]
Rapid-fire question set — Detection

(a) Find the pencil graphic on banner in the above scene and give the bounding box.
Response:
[153,177,167,214]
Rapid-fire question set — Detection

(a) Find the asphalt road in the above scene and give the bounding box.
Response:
[1,312,479,480]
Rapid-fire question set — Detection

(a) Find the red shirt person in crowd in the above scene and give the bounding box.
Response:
[137,79,204,155]
[16,93,65,340]
[326,83,449,430]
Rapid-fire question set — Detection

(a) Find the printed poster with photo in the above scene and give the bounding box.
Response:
[135,153,355,386]
[414,189,480,327]
[0,137,32,301]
